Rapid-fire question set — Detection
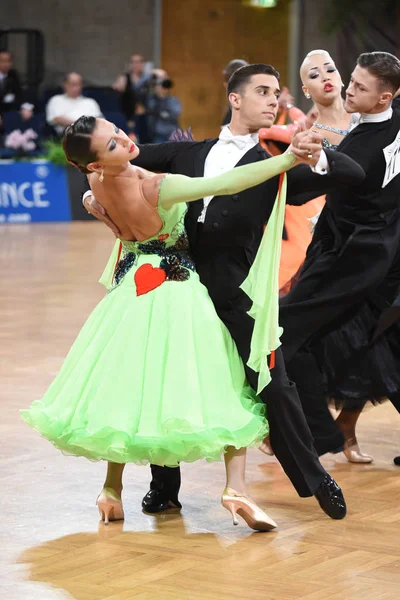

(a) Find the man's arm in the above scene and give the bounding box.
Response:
[286,149,365,205]
[131,140,199,172]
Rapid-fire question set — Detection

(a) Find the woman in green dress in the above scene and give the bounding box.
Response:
[21,116,309,531]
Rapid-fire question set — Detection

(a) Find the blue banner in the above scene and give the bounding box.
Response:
[0,161,71,223]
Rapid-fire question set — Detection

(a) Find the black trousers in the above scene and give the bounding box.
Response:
[150,304,327,500]
[389,392,400,412]
[285,347,345,457]
[284,345,400,457]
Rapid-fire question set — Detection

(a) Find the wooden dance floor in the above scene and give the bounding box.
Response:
[2,222,400,600]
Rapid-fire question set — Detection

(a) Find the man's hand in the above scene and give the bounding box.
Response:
[83,194,121,236]
[289,130,323,167]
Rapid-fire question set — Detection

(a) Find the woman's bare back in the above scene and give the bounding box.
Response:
[89,165,165,242]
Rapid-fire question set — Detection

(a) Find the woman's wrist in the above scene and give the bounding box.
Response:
[284,148,297,166]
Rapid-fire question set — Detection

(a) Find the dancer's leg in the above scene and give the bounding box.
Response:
[336,404,373,463]
[222,446,277,531]
[224,446,246,494]
[97,462,126,524]
[103,462,125,496]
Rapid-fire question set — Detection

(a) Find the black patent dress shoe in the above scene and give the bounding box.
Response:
[394,456,400,466]
[314,474,347,520]
[141,489,182,514]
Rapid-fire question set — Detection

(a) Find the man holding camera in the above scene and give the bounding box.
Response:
[147,75,182,142]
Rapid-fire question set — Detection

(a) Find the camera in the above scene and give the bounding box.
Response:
[151,73,173,89]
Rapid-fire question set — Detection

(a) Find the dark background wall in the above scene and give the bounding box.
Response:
[3,0,155,87]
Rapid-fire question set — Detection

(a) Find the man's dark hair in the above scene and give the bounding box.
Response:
[223,59,249,83]
[227,63,280,97]
[357,52,400,95]
[62,115,98,174]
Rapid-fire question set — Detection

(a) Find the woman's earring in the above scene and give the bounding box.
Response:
[99,169,104,183]
[305,92,311,100]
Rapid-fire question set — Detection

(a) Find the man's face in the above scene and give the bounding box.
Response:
[0,52,12,75]
[64,74,83,99]
[345,65,392,114]
[130,54,144,76]
[229,74,280,130]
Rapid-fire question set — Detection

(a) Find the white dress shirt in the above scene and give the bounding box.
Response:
[46,94,102,134]
[349,106,393,131]
[198,128,260,222]
[198,126,328,223]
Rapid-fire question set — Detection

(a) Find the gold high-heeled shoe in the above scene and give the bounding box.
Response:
[259,434,274,456]
[343,438,374,464]
[221,487,277,531]
[96,487,124,525]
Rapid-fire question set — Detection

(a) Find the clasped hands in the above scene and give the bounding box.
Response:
[288,124,324,167]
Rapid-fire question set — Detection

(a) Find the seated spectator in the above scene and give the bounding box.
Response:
[147,76,181,143]
[19,102,35,124]
[221,59,249,126]
[46,72,102,136]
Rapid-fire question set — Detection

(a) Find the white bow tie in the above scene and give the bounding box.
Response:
[218,128,257,151]
[349,113,362,130]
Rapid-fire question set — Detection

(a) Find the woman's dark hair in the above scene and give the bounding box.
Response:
[357,52,400,95]
[62,115,98,174]
[227,63,280,97]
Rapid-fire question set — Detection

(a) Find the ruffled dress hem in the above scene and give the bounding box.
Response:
[20,402,268,467]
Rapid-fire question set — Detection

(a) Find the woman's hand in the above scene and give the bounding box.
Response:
[289,130,323,167]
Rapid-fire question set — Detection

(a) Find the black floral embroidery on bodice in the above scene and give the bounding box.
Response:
[114,252,136,285]
[111,210,196,290]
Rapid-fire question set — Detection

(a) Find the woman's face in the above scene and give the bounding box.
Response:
[301,53,343,105]
[89,119,139,170]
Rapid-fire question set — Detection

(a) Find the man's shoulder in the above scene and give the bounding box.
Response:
[391,104,400,123]
[392,97,400,112]
[46,94,66,106]
[141,138,217,151]
[81,96,100,107]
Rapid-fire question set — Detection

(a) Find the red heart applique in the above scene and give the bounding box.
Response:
[158,233,169,241]
[135,264,166,296]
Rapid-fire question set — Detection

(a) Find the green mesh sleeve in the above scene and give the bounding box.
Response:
[159,151,296,208]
